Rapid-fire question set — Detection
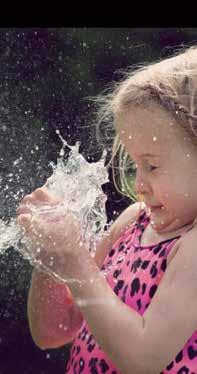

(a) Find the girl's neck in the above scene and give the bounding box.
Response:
[140,218,196,247]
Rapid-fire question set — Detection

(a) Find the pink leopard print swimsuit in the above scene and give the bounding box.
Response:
[65,209,197,374]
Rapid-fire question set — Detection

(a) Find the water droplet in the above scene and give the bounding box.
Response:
[13,159,20,166]
[0,133,109,284]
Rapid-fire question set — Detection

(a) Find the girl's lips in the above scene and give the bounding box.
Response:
[150,205,163,211]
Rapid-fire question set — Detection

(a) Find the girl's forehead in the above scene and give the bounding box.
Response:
[116,104,188,148]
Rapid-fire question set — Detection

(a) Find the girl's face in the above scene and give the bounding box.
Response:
[116,102,197,233]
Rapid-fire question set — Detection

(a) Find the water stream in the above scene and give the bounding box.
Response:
[0,131,109,284]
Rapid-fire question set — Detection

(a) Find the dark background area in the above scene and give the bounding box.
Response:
[0,28,197,374]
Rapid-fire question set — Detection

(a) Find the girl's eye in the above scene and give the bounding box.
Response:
[129,161,158,174]
[148,165,158,172]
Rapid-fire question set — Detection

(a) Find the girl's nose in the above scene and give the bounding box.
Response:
[134,173,149,195]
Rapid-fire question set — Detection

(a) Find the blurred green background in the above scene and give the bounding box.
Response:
[0,28,197,374]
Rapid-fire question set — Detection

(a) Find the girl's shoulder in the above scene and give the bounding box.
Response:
[180,221,197,247]
[94,202,144,268]
[167,221,197,267]
[111,201,145,241]
[167,221,197,265]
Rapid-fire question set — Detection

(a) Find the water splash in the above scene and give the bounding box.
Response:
[45,130,109,247]
[0,131,109,284]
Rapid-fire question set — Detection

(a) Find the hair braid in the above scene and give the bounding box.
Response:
[143,83,197,138]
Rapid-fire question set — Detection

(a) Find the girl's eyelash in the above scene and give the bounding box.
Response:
[131,163,158,172]
[149,165,158,171]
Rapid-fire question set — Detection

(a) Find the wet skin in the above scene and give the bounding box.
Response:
[115,102,197,239]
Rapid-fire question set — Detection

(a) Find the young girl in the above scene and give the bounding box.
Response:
[17,46,197,374]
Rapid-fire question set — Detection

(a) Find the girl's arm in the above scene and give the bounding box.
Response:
[27,202,142,349]
[27,270,84,349]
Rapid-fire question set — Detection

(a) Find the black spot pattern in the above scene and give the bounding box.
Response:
[131,257,142,273]
[113,269,122,278]
[177,367,189,374]
[76,346,81,355]
[159,248,166,258]
[89,357,98,371]
[66,209,197,373]
[161,258,167,272]
[88,342,96,353]
[80,327,88,341]
[175,350,183,363]
[150,261,157,278]
[109,249,115,257]
[166,360,174,370]
[87,334,93,345]
[142,283,147,295]
[149,284,157,298]
[153,244,163,254]
[141,260,150,269]
[121,284,128,303]
[130,278,140,296]
[137,298,142,311]
[188,345,197,359]
[79,358,85,373]
[117,243,125,252]
[99,359,109,372]
[114,280,124,295]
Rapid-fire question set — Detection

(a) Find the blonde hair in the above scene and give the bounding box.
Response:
[92,45,197,205]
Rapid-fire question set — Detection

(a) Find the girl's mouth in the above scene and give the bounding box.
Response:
[150,205,163,212]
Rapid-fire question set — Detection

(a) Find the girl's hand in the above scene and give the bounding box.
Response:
[16,187,89,280]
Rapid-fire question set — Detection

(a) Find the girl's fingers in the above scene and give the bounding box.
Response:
[33,188,51,202]
[19,188,61,208]
[20,195,35,205]
[17,213,32,230]
[16,205,32,217]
